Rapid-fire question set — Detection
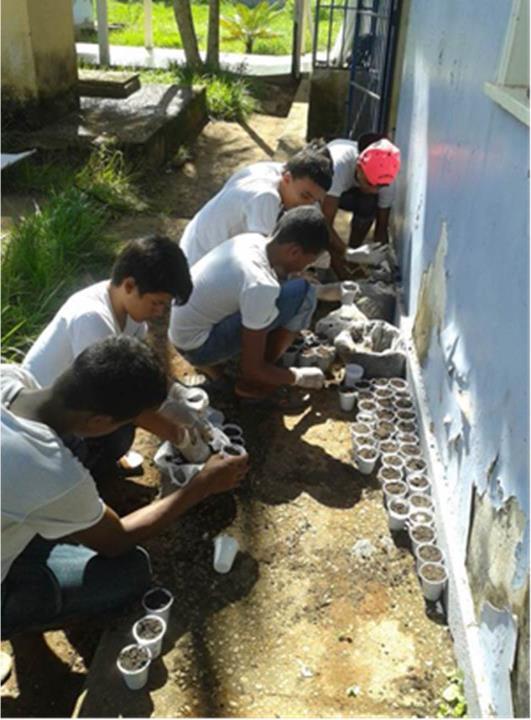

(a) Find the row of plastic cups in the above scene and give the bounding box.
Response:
[117,586,174,690]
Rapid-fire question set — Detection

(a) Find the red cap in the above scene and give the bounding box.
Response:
[358,139,401,186]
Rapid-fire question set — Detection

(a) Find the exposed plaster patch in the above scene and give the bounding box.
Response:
[413,221,448,363]
[478,602,518,717]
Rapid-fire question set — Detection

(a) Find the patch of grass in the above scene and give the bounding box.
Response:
[436,671,468,718]
[1,188,114,360]
[2,158,77,194]
[76,145,148,212]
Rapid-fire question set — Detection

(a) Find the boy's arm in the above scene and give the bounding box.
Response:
[135,407,187,445]
[69,453,248,556]
[374,207,391,244]
[240,327,296,388]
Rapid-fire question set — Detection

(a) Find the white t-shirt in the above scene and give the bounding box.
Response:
[169,233,280,350]
[327,139,395,208]
[1,365,104,581]
[22,280,148,387]
[180,161,284,267]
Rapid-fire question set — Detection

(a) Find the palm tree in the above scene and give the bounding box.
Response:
[220,1,283,54]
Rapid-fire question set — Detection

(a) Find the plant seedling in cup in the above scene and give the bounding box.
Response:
[117,644,151,690]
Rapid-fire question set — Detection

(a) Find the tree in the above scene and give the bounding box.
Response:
[173,0,203,70]
[220,1,283,54]
[206,0,220,69]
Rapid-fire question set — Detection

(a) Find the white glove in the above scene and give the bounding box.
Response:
[160,382,213,442]
[291,367,325,389]
[175,427,211,463]
[345,243,387,266]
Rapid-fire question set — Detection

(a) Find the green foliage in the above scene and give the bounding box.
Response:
[76,145,148,212]
[2,159,76,194]
[436,671,468,718]
[1,188,113,360]
[220,1,283,53]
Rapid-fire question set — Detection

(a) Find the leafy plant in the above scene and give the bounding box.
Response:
[220,1,284,53]
[436,671,468,718]
[76,145,148,212]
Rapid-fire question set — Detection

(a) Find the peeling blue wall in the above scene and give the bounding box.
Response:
[394,1,529,715]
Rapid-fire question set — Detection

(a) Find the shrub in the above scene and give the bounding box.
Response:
[220,1,283,54]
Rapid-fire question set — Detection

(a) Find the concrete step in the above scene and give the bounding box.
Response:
[78,69,141,98]
[4,84,208,169]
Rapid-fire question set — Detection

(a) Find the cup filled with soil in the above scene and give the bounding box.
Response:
[358,399,378,415]
[133,614,167,660]
[409,493,434,511]
[409,523,436,552]
[397,419,417,434]
[338,385,356,412]
[415,542,444,572]
[356,411,376,427]
[395,397,414,411]
[374,388,393,401]
[354,380,372,391]
[418,562,448,601]
[405,457,427,476]
[408,509,434,528]
[351,433,377,456]
[380,439,399,455]
[388,498,410,531]
[355,445,379,474]
[399,443,422,459]
[340,280,357,305]
[315,345,336,372]
[356,391,373,404]
[376,420,395,440]
[221,443,248,458]
[407,473,431,495]
[381,452,404,471]
[377,464,402,484]
[377,408,396,423]
[350,421,372,437]
[382,479,408,505]
[389,378,408,391]
[117,643,151,690]
[142,587,174,624]
[395,408,416,422]
[396,431,418,445]
[372,378,390,389]
[222,423,244,442]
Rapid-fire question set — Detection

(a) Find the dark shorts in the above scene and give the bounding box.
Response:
[338,187,378,220]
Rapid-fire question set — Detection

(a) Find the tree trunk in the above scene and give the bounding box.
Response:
[173,0,203,70]
[206,0,220,69]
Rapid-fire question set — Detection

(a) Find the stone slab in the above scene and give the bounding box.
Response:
[78,69,141,98]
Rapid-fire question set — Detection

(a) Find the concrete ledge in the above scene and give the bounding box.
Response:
[273,76,310,160]
[399,313,498,718]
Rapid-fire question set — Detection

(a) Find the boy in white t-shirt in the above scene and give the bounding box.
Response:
[323,134,401,278]
[180,146,334,267]
[22,235,194,478]
[170,206,330,408]
[1,336,247,639]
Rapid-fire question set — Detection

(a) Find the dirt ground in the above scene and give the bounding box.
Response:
[1,100,458,718]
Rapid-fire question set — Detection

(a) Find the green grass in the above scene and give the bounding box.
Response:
[80,0,342,56]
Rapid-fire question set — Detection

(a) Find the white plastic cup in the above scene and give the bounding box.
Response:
[418,562,448,601]
[206,407,225,427]
[340,280,357,305]
[220,444,247,458]
[168,462,203,487]
[344,363,364,388]
[132,614,167,660]
[355,445,379,474]
[222,423,244,440]
[409,493,434,513]
[213,534,239,574]
[117,643,151,690]
[399,443,422,460]
[415,543,444,572]
[339,387,356,411]
[377,465,402,484]
[408,508,435,528]
[407,473,431,495]
[389,378,408,392]
[388,498,410,531]
[142,587,174,625]
[356,411,376,426]
[409,524,436,553]
[382,479,408,505]
[381,453,405,472]
[405,458,428,477]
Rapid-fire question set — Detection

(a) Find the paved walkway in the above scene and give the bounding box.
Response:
[76,42,316,76]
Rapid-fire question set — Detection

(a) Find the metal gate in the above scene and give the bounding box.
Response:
[312,0,401,138]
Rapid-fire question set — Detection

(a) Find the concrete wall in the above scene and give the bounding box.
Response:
[1,0,78,127]
[394,1,529,716]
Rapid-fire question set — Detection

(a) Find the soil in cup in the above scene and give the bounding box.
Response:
[401,444,421,457]
[398,421,416,433]
[418,545,443,564]
[385,482,405,495]
[409,475,429,490]
[378,409,395,422]
[412,526,435,543]
[351,422,371,434]
[395,398,413,409]
[119,646,150,671]
[223,445,243,456]
[136,617,163,639]
[359,448,377,459]
[376,422,394,439]
[380,466,401,480]
[380,440,399,454]
[144,589,171,610]
[390,500,408,515]
[422,564,446,582]
[406,458,427,473]
[383,454,402,468]
[411,495,432,509]
[410,511,432,525]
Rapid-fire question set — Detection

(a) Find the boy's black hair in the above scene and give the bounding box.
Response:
[111,235,192,304]
[304,137,334,168]
[54,337,168,421]
[285,146,334,192]
[357,132,386,153]
[272,206,330,255]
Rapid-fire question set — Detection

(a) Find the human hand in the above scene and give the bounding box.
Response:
[291,366,326,389]
[345,243,387,266]
[194,451,250,495]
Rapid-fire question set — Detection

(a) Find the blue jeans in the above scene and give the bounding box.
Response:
[181,278,317,367]
[1,537,151,638]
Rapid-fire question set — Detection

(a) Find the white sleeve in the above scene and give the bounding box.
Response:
[328,153,355,198]
[27,477,105,540]
[240,284,280,330]
[244,191,282,236]
[69,311,116,358]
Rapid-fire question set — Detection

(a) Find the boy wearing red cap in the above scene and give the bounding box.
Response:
[322,133,401,277]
